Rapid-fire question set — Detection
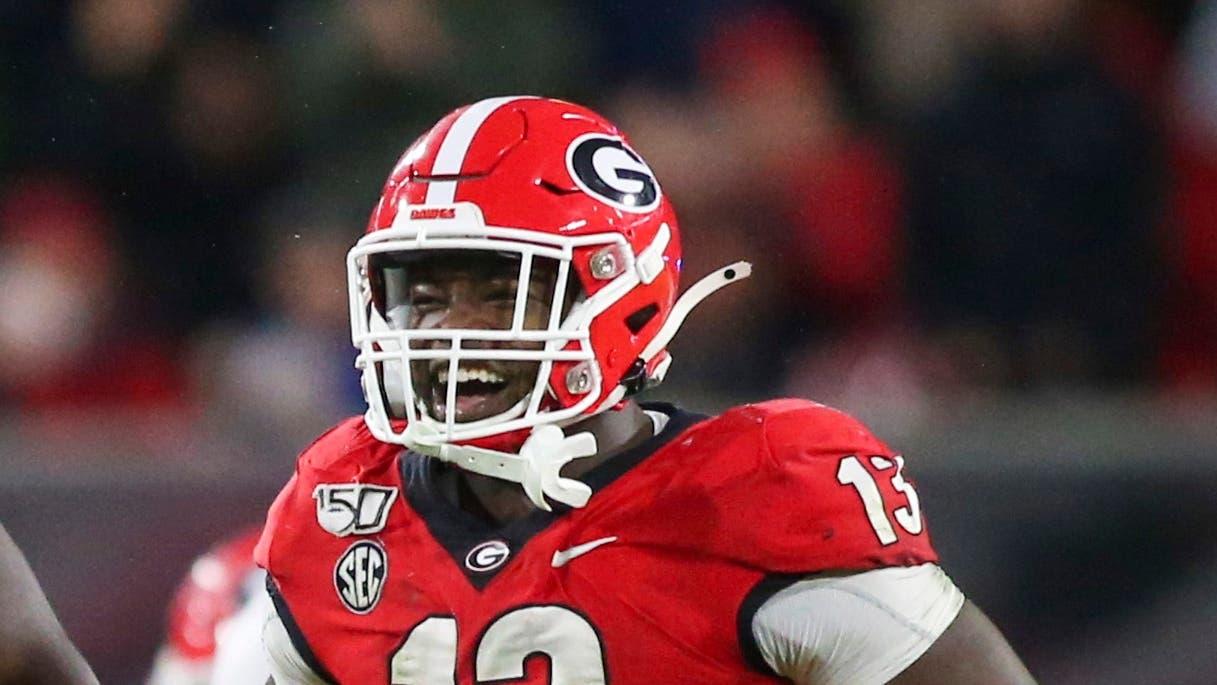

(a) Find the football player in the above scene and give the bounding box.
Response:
[257,96,1035,684]
[146,527,270,685]
[0,523,97,684]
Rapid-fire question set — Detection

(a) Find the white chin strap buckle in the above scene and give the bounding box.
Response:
[404,423,598,511]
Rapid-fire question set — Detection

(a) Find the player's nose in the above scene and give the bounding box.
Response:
[436,302,493,330]
[424,299,511,350]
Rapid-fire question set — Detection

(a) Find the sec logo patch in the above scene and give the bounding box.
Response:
[334,540,387,614]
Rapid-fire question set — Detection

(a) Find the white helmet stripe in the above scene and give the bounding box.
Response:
[425,96,532,204]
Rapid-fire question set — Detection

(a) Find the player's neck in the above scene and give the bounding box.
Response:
[448,401,654,526]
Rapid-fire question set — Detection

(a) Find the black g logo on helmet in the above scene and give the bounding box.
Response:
[566,134,661,213]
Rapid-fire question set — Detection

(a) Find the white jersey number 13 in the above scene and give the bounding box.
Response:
[836,454,923,545]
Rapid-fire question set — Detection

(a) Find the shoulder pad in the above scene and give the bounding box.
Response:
[750,399,894,462]
[296,415,390,475]
[703,399,892,464]
[639,399,934,574]
[255,416,400,570]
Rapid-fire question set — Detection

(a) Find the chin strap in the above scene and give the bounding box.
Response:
[640,260,752,382]
[642,261,751,363]
[404,422,598,511]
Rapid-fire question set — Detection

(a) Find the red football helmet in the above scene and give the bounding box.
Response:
[347,96,747,507]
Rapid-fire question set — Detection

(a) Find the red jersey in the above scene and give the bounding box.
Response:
[257,400,937,683]
[158,527,261,664]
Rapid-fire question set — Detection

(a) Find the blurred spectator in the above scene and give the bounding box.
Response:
[0,174,187,435]
[70,0,185,82]
[272,0,588,197]
[703,6,904,331]
[111,29,292,333]
[170,33,280,170]
[269,0,457,206]
[861,0,974,118]
[684,6,913,406]
[1159,0,1217,393]
[190,199,362,453]
[1088,1,1176,108]
[903,0,1163,389]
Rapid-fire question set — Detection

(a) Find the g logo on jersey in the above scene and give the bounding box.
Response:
[567,133,661,213]
[334,540,387,614]
[465,540,510,572]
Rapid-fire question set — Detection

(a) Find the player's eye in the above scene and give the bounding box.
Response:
[409,286,445,312]
[484,284,517,306]
[526,282,550,302]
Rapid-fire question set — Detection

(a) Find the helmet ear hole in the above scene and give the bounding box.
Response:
[560,273,586,321]
[625,303,659,334]
[367,255,387,316]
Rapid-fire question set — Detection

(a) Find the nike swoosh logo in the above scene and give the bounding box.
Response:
[551,536,618,568]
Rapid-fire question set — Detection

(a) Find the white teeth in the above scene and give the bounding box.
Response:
[436,368,505,385]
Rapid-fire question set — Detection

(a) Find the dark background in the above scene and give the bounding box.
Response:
[2,0,1217,682]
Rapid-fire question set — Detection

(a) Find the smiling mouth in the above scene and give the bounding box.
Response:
[430,365,514,422]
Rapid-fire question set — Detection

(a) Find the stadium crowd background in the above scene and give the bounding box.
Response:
[1,0,1216,682]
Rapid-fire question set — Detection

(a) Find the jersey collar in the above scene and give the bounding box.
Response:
[398,402,706,589]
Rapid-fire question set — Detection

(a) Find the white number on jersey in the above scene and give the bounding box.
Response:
[836,455,923,545]
[389,605,606,684]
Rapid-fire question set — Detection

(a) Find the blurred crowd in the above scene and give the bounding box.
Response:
[0,0,1212,456]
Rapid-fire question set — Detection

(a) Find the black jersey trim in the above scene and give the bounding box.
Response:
[399,402,707,590]
[581,402,706,492]
[736,573,805,679]
[266,575,340,685]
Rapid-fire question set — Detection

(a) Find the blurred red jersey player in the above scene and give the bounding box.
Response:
[257,97,1034,684]
[146,528,268,685]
